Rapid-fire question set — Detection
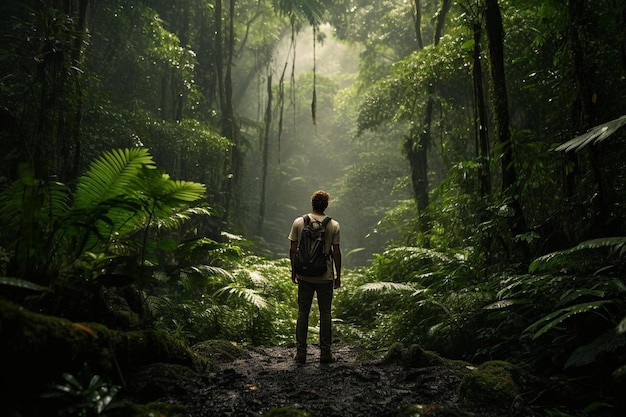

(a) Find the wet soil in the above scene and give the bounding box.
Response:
[127,344,505,417]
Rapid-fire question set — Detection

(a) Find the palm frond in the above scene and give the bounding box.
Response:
[529,237,626,272]
[141,169,206,206]
[273,0,327,26]
[188,265,234,280]
[618,316,626,334]
[565,330,626,369]
[555,115,626,152]
[74,148,155,209]
[215,284,269,310]
[359,281,415,293]
[0,277,49,291]
[524,300,612,340]
[483,299,529,310]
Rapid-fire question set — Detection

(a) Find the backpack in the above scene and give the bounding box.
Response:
[294,214,332,277]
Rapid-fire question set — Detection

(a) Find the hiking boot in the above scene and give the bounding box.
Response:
[319,352,336,364]
[294,350,306,364]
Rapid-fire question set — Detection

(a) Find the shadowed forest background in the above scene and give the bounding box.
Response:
[1,0,626,416]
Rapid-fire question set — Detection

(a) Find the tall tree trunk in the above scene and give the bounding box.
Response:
[412,0,424,50]
[217,0,239,222]
[568,0,612,236]
[33,0,89,182]
[622,5,626,71]
[485,0,528,248]
[472,21,491,197]
[257,73,272,234]
[406,0,452,234]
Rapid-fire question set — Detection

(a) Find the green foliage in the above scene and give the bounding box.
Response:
[555,115,626,152]
[272,0,329,27]
[149,256,297,346]
[41,363,121,417]
[334,245,490,355]
[529,237,626,273]
[0,148,207,282]
[0,277,48,292]
[489,239,626,373]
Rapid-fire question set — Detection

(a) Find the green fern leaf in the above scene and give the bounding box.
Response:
[565,330,626,369]
[555,115,626,152]
[483,299,529,310]
[0,277,49,291]
[529,237,626,273]
[618,316,626,334]
[359,281,415,293]
[524,300,612,340]
[215,285,268,310]
[74,148,155,209]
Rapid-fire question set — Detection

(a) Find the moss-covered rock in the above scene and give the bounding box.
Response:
[191,339,250,363]
[382,342,468,369]
[0,299,207,406]
[458,360,523,412]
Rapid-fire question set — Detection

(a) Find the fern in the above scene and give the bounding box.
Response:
[358,281,416,293]
[555,115,626,152]
[524,300,612,340]
[215,284,269,311]
[529,237,626,273]
[0,277,48,291]
[74,148,156,209]
[565,330,626,369]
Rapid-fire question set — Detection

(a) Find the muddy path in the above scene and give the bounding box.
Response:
[128,344,510,417]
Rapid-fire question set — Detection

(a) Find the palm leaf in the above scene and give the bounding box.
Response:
[0,277,49,291]
[74,148,155,209]
[529,237,626,272]
[618,316,626,334]
[565,330,626,369]
[555,115,626,152]
[524,300,612,340]
[215,285,269,310]
[359,281,415,293]
[273,0,327,26]
[483,299,529,310]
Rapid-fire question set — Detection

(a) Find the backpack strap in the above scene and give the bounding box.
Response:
[321,217,332,255]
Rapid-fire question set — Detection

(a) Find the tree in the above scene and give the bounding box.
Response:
[404,0,452,234]
[485,0,527,245]
[0,0,89,183]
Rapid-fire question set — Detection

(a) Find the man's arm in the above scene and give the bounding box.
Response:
[289,240,298,284]
[332,243,341,289]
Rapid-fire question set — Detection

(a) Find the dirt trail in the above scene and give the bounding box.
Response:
[128,344,502,417]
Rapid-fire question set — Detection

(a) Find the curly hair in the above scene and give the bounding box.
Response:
[311,190,329,212]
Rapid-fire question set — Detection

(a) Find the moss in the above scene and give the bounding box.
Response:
[382,342,468,369]
[458,360,522,411]
[264,407,311,417]
[0,299,208,404]
[191,339,250,363]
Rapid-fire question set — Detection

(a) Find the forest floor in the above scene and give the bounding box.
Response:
[126,343,524,417]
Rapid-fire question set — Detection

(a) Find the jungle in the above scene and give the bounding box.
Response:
[1,1,625,416]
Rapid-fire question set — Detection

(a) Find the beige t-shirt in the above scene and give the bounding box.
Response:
[288,213,340,283]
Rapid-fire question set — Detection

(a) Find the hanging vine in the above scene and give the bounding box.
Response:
[311,25,317,125]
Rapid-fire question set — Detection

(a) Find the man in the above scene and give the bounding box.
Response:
[288,190,342,364]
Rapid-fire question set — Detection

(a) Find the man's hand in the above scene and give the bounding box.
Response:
[333,277,341,289]
[291,272,298,284]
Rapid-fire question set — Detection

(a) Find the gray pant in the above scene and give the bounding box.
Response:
[296,280,333,353]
